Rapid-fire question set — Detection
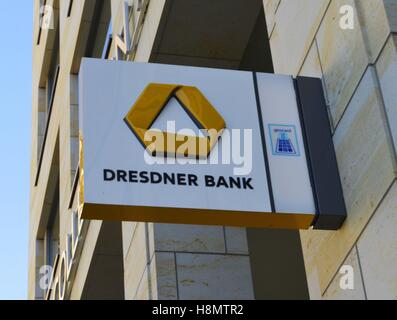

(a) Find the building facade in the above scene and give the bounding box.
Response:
[29,0,397,300]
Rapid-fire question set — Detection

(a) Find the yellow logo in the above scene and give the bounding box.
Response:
[124,83,226,159]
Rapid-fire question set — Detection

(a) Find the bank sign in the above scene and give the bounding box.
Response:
[78,58,346,230]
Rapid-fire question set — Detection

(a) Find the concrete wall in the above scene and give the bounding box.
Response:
[264,0,397,299]
[122,222,253,300]
[29,0,115,300]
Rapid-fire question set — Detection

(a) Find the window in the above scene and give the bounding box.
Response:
[35,136,60,299]
[35,7,60,186]
[102,20,113,60]
[46,28,60,114]
[44,201,60,268]
[37,0,45,45]
[114,0,149,60]
[69,74,79,185]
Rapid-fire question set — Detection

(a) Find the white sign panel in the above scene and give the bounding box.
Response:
[78,58,315,229]
[256,74,316,214]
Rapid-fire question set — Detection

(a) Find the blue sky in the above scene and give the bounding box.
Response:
[0,2,32,299]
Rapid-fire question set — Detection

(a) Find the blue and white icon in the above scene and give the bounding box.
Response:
[268,124,300,157]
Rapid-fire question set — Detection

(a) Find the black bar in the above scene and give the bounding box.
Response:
[37,28,42,46]
[0,300,386,316]
[68,166,80,210]
[294,79,320,222]
[295,77,346,230]
[67,0,74,17]
[104,35,113,59]
[253,72,275,213]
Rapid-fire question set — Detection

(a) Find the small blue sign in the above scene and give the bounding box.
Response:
[268,124,300,157]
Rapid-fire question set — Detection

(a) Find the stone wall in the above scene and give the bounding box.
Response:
[264,0,397,299]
